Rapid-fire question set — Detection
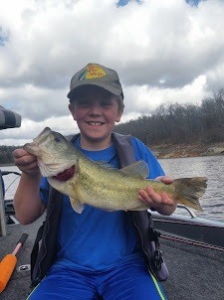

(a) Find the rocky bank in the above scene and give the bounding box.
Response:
[150,142,224,159]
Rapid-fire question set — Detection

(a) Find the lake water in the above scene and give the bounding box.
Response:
[1,156,224,223]
[159,155,224,222]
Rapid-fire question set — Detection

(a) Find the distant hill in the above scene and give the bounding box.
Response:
[0,145,21,165]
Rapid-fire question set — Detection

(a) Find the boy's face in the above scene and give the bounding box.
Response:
[69,86,123,148]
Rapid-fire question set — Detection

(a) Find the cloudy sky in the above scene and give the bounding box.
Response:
[1,0,224,146]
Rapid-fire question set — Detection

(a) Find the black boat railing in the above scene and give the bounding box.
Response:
[0,170,21,235]
[175,204,197,218]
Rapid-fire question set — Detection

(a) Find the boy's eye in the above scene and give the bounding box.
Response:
[74,97,113,108]
[101,100,112,107]
[76,98,91,106]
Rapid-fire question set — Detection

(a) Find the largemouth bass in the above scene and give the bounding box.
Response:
[24,127,207,213]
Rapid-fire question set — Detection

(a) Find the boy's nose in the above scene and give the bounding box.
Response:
[89,103,102,115]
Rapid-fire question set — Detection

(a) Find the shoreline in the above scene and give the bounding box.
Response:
[1,143,224,166]
[0,163,15,167]
[150,142,224,159]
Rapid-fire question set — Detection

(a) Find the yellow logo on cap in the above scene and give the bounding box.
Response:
[85,64,106,79]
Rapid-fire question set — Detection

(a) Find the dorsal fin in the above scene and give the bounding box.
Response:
[95,160,149,179]
[120,160,149,179]
[96,161,115,169]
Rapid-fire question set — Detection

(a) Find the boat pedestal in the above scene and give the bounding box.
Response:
[0,170,7,236]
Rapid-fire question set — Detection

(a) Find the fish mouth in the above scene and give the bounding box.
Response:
[52,165,75,181]
[24,127,53,155]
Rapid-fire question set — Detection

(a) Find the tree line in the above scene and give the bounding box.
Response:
[0,145,19,165]
[1,89,224,165]
[115,89,224,146]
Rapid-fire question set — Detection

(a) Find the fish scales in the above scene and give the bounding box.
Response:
[61,151,176,212]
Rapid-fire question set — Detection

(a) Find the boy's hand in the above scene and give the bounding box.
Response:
[138,176,177,215]
[13,149,40,176]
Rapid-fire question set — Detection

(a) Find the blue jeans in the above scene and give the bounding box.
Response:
[27,261,167,300]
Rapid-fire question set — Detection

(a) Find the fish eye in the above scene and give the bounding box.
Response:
[54,136,61,142]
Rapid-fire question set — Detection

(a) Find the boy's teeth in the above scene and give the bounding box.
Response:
[89,122,102,125]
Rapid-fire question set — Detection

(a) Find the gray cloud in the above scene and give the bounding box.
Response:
[0,0,224,145]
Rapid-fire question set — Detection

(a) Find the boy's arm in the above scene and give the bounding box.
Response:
[13,149,45,225]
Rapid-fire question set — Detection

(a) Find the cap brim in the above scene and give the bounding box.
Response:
[67,81,122,99]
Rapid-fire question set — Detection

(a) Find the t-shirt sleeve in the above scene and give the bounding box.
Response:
[131,137,165,179]
[39,177,50,207]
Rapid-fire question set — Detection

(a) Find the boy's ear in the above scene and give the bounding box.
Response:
[68,104,77,120]
[115,110,123,123]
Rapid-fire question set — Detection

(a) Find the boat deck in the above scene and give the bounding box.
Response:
[161,237,224,299]
[0,217,44,300]
[1,217,224,300]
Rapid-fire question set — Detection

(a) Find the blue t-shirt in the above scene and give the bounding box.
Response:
[40,136,164,271]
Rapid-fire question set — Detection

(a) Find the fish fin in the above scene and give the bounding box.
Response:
[96,161,115,169]
[70,197,84,214]
[96,160,149,179]
[173,177,208,211]
[120,161,149,179]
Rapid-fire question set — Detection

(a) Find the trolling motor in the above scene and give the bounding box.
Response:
[0,106,21,236]
[0,106,21,130]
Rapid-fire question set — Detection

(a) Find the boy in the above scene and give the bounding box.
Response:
[13,63,176,299]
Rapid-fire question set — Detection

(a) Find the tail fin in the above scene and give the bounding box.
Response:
[172,177,207,211]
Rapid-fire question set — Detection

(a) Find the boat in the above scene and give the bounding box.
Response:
[152,206,224,299]
[1,106,224,299]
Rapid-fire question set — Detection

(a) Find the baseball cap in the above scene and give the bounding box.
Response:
[67,63,124,100]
